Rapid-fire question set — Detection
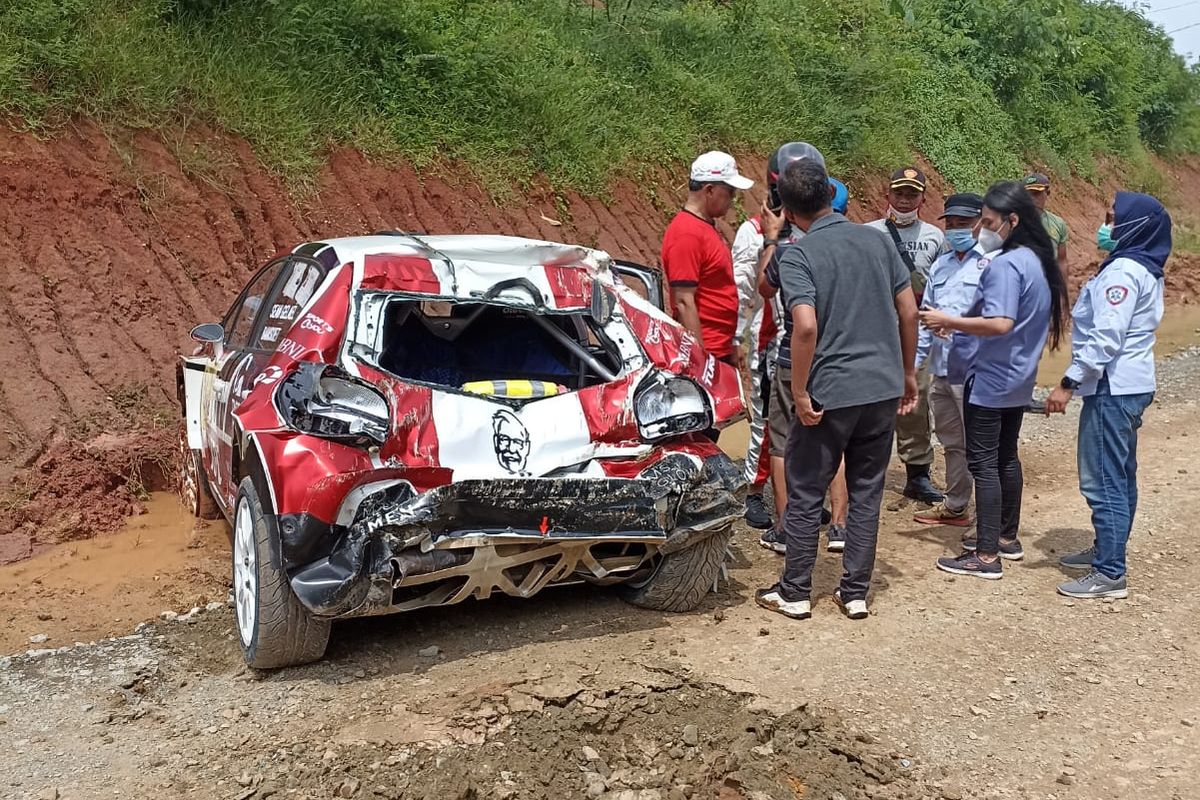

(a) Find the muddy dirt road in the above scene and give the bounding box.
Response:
[3,350,1200,800]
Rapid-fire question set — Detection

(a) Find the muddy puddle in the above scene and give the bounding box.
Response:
[0,492,229,654]
[1038,301,1200,385]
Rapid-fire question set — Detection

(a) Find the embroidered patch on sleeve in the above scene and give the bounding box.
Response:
[1105,285,1129,305]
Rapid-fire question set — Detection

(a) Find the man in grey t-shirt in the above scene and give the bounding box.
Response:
[866,167,945,505]
[755,160,919,622]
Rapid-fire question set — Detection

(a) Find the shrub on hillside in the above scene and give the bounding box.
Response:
[0,0,1195,191]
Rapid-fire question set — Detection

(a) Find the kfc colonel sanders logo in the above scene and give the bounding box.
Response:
[492,409,531,474]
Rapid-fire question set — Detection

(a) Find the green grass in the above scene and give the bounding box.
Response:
[0,0,1197,194]
[1173,216,1200,256]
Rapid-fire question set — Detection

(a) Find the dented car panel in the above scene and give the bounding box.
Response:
[182,234,746,620]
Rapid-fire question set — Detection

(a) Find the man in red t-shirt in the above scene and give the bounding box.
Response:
[661,151,753,369]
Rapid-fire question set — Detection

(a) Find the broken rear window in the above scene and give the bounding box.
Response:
[352,296,625,393]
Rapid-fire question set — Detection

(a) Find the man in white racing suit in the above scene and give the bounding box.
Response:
[732,215,778,530]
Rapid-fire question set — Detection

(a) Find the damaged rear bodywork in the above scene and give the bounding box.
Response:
[285,451,742,617]
[181,234,746,665]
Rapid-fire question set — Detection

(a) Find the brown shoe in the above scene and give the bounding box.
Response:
[913,502,972,528]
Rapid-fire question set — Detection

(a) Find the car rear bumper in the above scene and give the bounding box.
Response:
[282,452,742,617]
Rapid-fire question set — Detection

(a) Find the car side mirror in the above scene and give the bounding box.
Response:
[190,323,225,343]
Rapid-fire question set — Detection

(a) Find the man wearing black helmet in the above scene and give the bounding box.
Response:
[753,143,839,551]
[755,157,919,621]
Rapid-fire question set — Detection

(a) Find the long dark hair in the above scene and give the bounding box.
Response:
[983,181,1068,350]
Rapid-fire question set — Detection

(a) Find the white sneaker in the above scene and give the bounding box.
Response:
[754,587,811,620]
[834,590,869,619]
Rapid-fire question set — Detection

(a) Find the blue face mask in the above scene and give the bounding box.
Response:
[945,228,977,253]
[1096,223,1117,252]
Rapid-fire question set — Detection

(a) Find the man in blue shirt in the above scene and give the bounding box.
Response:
[913,194,988,529]
[1046,191,1169,600]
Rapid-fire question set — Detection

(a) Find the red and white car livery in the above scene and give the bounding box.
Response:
[178,234,745,668]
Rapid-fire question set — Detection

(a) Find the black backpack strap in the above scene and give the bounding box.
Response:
[885,219,925,298]
[885,219,917,273]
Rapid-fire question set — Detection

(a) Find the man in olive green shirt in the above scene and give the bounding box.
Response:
[1024,172,1068,282]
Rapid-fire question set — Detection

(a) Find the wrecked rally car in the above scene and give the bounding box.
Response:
[178,234,746,668]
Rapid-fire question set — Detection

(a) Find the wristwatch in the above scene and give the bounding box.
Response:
[762,238,779,248]
[1060,376,1081,391]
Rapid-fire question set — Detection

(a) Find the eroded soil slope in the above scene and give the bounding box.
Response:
[1,122,1198,558]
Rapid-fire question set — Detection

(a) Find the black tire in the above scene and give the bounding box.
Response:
[232,477,331,669]
[178,424,222,520]
[619,527,733,612]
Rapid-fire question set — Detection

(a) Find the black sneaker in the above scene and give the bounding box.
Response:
[961,537,1024,561]
[935,552,1003,580]
[758,527,786,554]
[826,524,846,553]
[744,492,772,530]
[903,473,944,504]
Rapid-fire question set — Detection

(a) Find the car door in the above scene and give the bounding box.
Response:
[206,259,290,508]
[212,256,331,505]
[611,260,664,311]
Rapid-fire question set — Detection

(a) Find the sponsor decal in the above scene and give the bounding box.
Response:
[672,332,695,367]
[701,354,716,386]
[1106,285,1130,305]
[280,262,321,306]
[644,319,662,345]
[276,338,306,361]
[492,409,531,475]
[253,365,284,387]
[299,312,335,335]
[269,303,299,321]
[260,325,281,344]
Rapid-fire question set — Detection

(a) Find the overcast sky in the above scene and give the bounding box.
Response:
[1125,0,1199,64]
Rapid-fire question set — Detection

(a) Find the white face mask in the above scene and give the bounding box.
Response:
[888,206,919,227]
[977,218,1012,253]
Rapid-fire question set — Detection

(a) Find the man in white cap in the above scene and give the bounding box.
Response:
[661,151,754,372]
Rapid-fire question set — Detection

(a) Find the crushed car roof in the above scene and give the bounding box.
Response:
[295,234,614,309]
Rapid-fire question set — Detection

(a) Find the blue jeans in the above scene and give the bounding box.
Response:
[1078,379,1154,579]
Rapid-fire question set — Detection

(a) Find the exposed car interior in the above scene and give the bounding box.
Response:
[376,299,624,394]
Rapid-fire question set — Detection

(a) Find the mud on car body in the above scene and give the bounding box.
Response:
[178,234,746,668]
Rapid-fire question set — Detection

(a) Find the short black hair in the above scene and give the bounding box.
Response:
[776,159,830,216]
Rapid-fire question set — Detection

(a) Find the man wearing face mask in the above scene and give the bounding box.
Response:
[913,194,989,529]
[1046,192,1170,600]
[866,167,946,504]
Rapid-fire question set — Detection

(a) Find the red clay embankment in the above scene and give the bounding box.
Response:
[1,120,1197,562]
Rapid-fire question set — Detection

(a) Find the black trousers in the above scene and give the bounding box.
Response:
[963,378,1025,556]
[778,397,898,602]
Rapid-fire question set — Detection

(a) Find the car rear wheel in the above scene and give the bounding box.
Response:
[179,425,222,520]
[233,477,331,669]
[619,526,733,612]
